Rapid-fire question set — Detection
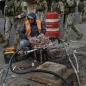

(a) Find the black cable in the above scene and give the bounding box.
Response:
[8,47,71,86]
[1,48,22,86]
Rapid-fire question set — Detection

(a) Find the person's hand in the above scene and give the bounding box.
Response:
[15,15,21,20]
[17,15,21,19]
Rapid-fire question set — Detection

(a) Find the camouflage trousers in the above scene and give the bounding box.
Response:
[0,32,2,37]
[84,9,86,19]
[79,12,84,21]
[5,16,14,40]
[63,13,81,40]
[14,19,25,44]
[36,11,45,22]
[58,14,63,22]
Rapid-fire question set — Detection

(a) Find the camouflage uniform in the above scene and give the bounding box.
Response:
[78,0,85,23]
[52,0,64,22]
[63,0,83,41]
[14,0,28,48]
[84,0,86,20]
[2,0,15,47]
[35,0,48,22]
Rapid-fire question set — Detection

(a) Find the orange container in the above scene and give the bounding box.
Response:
[45,12,61,39]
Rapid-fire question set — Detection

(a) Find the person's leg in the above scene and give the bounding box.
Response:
[63,14,72,41]
[14,21,23,48]
[72,24,83,39]
[79,12,84,24]
[2,17,12,47]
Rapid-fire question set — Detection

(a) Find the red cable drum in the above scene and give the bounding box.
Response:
[45,12,61,39]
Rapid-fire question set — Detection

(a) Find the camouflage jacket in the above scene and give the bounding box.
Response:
[36,0,47,12]
[14,0,28,19]
[65,0,76,14]
[52,1,64,14]
[4,0,15,16]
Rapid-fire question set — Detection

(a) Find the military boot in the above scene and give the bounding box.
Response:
[2,40,9,48]
[0,36,5,43]
[76,34,83,40]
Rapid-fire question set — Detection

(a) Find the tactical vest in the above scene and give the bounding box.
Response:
[53,2,61,14]
[36,1,46,11]
[25,20,42,36]
[65,0,76,14]
[14,1,22,16]
[4,0,14,16]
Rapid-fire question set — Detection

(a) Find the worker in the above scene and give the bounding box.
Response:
[19,12,46,47]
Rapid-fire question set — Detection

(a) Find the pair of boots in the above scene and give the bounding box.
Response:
[2,40,17,48]
[0,37,17,48]
[62,34,83,42]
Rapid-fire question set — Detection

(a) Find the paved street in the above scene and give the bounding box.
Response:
[0,9,86,85]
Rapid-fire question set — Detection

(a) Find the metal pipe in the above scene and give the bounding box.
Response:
[25,42,55,54]
[73,50,79,73]
[62,42,80,86]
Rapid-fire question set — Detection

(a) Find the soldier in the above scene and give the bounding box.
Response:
[63,0,83,41]
[2,0,15,48]
[52,0,64,22]
[35,0,48,22]
[0,33,4,43]
[13,0,28,48]
[78,0,85,24]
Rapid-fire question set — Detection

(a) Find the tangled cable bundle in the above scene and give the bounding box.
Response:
[29,34,49,49]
